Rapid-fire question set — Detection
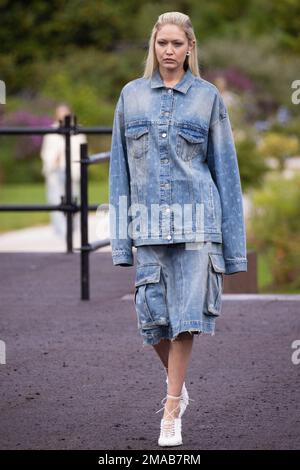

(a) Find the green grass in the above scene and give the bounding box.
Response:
[0,181,108,232]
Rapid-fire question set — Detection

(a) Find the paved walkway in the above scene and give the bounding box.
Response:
[0,252,299,450]
[0,213,111,252]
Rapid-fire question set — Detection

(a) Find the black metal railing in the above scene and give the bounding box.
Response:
[77,143,110,300]
[0,115,111,253]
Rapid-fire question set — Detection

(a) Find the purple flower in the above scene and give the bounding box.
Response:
[205,68,255,92]
[1,110,53,159]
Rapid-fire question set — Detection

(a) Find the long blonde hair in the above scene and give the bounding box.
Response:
[142,11,200,79]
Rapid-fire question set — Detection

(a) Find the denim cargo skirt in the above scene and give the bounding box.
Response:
[133,241,226,347]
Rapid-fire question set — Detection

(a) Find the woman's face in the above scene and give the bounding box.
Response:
[155,24,193,73]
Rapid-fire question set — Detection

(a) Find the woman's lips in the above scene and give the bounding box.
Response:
[164,59,175,62]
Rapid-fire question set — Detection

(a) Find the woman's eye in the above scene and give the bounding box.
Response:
[158,42,182,46]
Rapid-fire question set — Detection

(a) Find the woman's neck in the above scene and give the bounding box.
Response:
[159,67,186,87]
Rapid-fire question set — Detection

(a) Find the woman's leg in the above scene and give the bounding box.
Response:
[152,338,170,375]
[153,332,194,419]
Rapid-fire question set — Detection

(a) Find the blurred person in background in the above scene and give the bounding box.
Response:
[40,103,87,238]
[214,75,239,109]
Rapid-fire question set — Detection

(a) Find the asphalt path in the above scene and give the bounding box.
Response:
[0,252,299,450]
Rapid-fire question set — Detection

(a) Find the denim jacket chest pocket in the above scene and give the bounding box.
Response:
[125,122,149,159]
[175,125,207,162]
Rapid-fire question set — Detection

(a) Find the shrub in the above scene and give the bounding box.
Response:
[249,172,300,290]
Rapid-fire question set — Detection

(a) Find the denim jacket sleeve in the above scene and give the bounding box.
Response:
[207,90,248,275]
[109,90,133,266]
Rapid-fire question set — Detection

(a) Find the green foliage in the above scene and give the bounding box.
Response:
[258,132,299,170]
[249,172,300,290]
[0,137,44,184]
[235,134,269,191]
[1,0,300,92]
[201,36,300,111]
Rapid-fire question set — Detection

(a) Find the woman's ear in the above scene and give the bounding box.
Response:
[189,40,196,51]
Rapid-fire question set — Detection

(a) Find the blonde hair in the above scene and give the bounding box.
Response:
[142,11,200,79]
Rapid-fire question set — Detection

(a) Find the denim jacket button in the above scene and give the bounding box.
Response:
[167,235,172,240]
[162,132,167,138]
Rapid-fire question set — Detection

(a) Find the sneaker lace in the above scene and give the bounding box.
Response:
[156,394,182,437]
[165,379,195,405]
[156,391,195,412]
[155,394,180,416]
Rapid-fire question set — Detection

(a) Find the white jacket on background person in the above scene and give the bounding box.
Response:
[40,121,87,181]
[40,120,87,237]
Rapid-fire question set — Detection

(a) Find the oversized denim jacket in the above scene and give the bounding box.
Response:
[109,67,248,274]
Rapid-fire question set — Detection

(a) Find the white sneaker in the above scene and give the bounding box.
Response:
[166,376,193,418]
[156,394,183,447]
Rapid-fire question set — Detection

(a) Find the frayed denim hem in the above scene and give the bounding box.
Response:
[140,321,216,347]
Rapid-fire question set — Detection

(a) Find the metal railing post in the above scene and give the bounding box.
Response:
[64,115,73,253]
[80,143,90,300]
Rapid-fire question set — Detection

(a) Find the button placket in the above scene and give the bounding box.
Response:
[158,88,174,241]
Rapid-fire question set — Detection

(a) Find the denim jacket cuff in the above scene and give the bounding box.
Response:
[225,259,248,275]
[112,249,133,267]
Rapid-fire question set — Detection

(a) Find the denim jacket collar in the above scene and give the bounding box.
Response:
[150,67,195,94]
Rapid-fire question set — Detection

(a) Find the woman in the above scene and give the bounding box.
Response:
[109,11,247,447]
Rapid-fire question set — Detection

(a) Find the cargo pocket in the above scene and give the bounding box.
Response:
[134,264,169,330]
[203,253,225,317]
